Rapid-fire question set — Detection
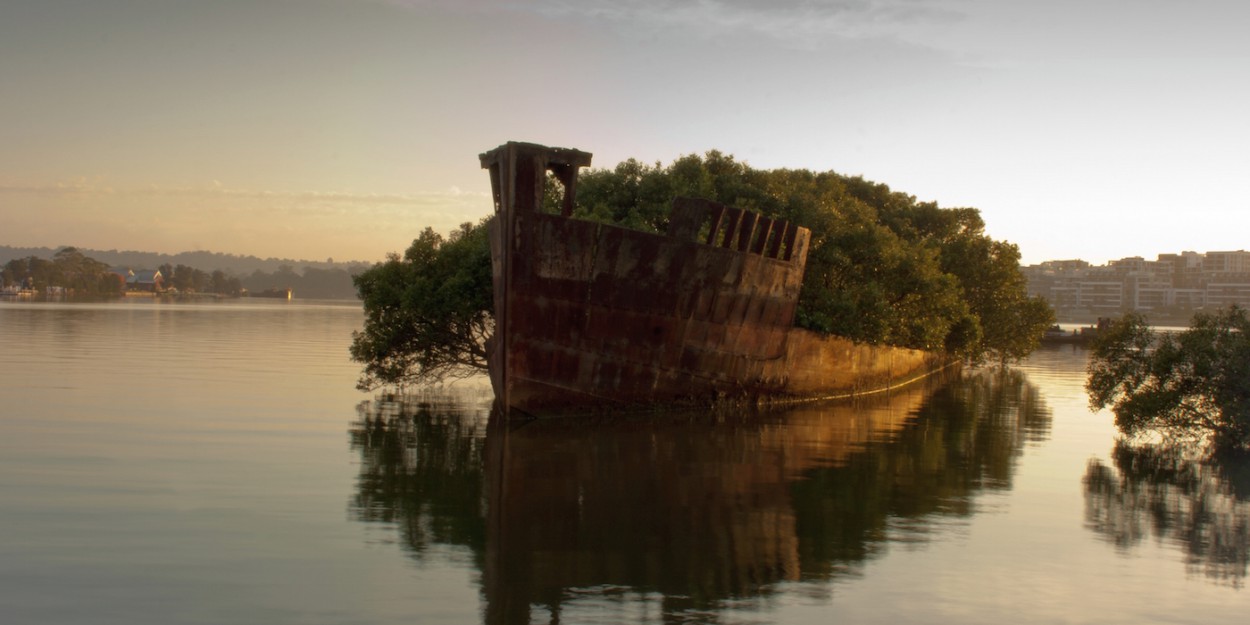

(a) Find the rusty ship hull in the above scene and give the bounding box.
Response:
[481,142,948,417]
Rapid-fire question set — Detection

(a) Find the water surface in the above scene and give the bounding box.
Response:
[1,301,1245,624]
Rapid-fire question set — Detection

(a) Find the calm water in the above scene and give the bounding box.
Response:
[1,300,1246,624]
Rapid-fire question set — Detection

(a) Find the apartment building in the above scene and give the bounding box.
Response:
[1024,250,1250,319]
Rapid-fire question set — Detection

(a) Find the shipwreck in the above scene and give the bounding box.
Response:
[481,141,949,417]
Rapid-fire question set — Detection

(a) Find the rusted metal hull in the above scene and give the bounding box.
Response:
[481,142,948,417]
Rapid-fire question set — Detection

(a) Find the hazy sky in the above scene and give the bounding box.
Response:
[3,0,1248,264]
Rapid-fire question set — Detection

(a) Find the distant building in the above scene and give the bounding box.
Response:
[1202,250,1250,274]
[1206,282,1250,309]
[126,269,163,292]
[1024,249,1250,321]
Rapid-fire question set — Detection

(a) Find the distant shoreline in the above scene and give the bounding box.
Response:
[0,244,374,276]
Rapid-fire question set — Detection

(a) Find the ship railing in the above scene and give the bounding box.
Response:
[667,197,810,264]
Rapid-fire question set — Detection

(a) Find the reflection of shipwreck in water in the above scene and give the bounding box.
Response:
[348,368,1051,624]
[481,142,949,417]
[480,385,936,624]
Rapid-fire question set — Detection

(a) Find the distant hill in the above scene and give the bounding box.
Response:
[0,245,377,300]
[0,245,374,276]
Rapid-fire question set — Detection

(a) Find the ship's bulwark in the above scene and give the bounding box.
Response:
[483,141,949,417]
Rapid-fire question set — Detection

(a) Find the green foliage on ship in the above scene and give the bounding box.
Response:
[351,151,1053,389]
[570,152,1053,361]
[351,222,493,390]
[1087,307,1250,451]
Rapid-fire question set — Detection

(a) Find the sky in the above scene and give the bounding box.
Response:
[2,0,1248,265]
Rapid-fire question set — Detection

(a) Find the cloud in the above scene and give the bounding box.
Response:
[0,177,498,231]
[0,180,490,212]
[379,0,966,48]
[0,179,494,260]
[543,0,961,39]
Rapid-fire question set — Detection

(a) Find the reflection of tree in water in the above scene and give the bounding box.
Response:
[794,368,1051,577]
[1083,442,1250,587]
[347,369,1051,624]
[349,393,491,559]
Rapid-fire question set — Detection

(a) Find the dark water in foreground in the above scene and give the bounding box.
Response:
[1,300,1246,624]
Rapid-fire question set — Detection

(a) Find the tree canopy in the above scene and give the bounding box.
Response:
[350,221,493,390]
[351,150,1053,388]
[1087,307,1250,451]
[2,247,121,295]
[571,151,1053,360]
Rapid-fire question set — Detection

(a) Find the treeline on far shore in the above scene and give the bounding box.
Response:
[0,244,372,277]
[158,261,363,299]
[2,247,364,299]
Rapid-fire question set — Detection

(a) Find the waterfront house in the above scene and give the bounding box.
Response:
[127,269,163,292]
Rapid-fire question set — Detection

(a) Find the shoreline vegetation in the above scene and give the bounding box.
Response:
[1055,309,1208,328]
[1088,307,1250,451]
[1,247,363,300]
[0,244,371,277]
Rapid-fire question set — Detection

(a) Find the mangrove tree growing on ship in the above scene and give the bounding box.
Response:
[351,151,1053,389]
[351,221,493,390]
